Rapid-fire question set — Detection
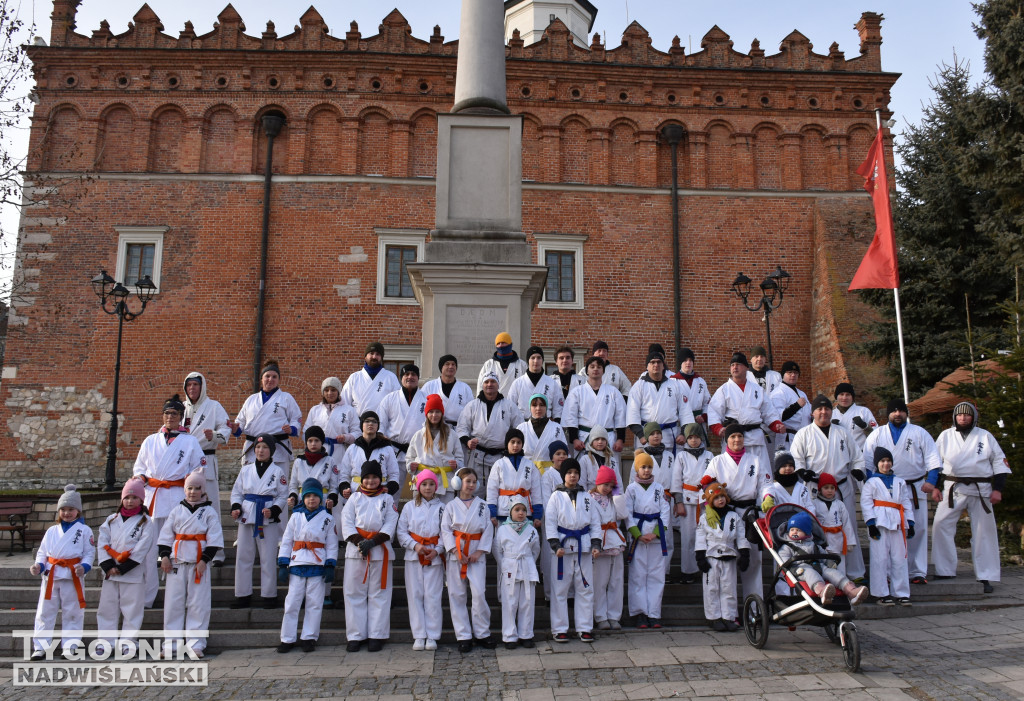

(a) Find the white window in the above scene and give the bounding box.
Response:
[535,233,587,310]
[376,229,428,305]
[382,344,422,377]
[115,226,167,293]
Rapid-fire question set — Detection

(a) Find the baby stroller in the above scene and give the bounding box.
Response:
[740,502,861,672]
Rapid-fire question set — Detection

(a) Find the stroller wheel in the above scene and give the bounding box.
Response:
[742,594,770,649]
[841,624,861,672]
[824,622,841,646]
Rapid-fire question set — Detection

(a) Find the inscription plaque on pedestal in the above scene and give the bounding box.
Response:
[445,306,506,366]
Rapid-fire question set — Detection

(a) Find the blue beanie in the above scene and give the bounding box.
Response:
[300,478,323,501]
[548,440,569,460]
[787,511,814,535]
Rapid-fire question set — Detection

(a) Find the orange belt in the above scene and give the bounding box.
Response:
[453,529,483,580]
[292,541,326,563]
[356,528,389,589]
[174,534,207,583]
[682,484,700,492]
[103,545,131,564]
[409,531,440,567]
[821,525,848,555]
[45,557,86,608]
[499,487,532,515]
[146,478,186,513]
[601,520,624,547]
[873,499,908,553]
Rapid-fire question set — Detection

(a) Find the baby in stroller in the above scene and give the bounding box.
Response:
[777,512,868,605]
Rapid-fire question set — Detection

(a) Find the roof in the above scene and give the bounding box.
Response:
[906,359,1008,417]
[504,0,599,33]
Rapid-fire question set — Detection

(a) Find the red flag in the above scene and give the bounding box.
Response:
[849,127,899,290]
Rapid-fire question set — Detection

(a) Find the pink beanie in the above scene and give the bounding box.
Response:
[184,471,206,490]
[121,478,145,501]
[596,465,618,486]
[415,469,438,491]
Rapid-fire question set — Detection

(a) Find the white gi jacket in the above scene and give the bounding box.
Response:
[341,367,401,416]
[672,448,714,506]
[340,490,398,561]
[288,453,341,503]
[562,383,626,440]
[860,473,914,532]
[322,403,359,459]
[379,389,429,452]
[625,482,671,538]
[279,508,339,566]
[707,374,780,449]
[132,429,206,518]
[696,509,743,558]
[626,377,694,435]
[791,422,863,496]
[863,423,941,484]
[230,462,288,528]
[582,362,632,398]
[493,523,541,598]
[551,372,585,421]
[398,498,445,567]
[441,496,493,559]
[406,427,465,496]
[545,489,602,553]
[815,497,856,556]
[834,403,878,453]
[760,480,815,512]
[936,426,1011,499]
[421,378,475,427]
[36,520,95,580]
[507,373,559,419]
[456,396,524,451]
[771,383,811,436]
[591,492,627,551]
[234,389,302,464]
[676,374,710,420]
[487,455,542,518]
[97,511,155,583]
[478,357,529,396]
[517,419,567,472]
[578,450,623,494]
[182,373,230,473]
[158,500,224,562]
[338,438,400,490]
[751,369,782,397]
[703,450,772,505]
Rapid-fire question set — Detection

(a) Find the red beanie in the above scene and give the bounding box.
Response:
[596,466,617,486]
[817,473,838,489]
[424,394,445,416]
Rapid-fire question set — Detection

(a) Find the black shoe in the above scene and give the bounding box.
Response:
[877,596,895,606]
[230,596,252,609]
[505,641,518,650]
[981,580,994,594]
[346,640,363,652]
[457,640,473,653]
[150,594,164,609]
[724,619,739,632]
[933,574,955,580]
[712,619,727,631]
[910,576,927,585]
[520,638,535,648]
[261,596,279,609]
[30,650,46,661]
[636,614,649,629]
[650,619,662,629]
[475,636,496,649]
[276,642,294,653]
[681,572,700,584]
[300,639,316,653]
[367,639,385,652]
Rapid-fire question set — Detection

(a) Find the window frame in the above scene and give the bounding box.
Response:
[534,233,587,310]
[114,226,167,294]
[375,228,428,306]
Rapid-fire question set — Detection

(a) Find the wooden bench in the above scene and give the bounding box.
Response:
[0,500,33,556]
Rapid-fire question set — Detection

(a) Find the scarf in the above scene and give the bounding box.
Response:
[303,504,326,521]
[634,474,654,486]
[725,446,745,463]
[363,363,382,380]
[358,483,387,498]
[119,504,142,519]
[60,518,85,532]
[503,515,530,535]
[711,504,731,528]
[494,347,517,371]
[255,459,273,479]
[304,450,327,466]
[683,446,705,459]
[530,417,549,437]
[645,445,665,459]
[776,471,799,488]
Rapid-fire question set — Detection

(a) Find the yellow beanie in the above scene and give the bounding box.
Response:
[495,332,513,346]
[633,452,655,471]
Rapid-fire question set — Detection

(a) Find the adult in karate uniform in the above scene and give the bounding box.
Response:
[707,352,785,475]
[379,364,429,490]
[770,361,811,454]
[456,372,523,494]
[551,346,585,422]
[579,340,631,399]
[477,332,528,396]
[931,402,1011,592]
[675,348,710,430]
[422,354,475,429]
[832,382,877,455]
[627,351,694,451]
[748,346,782,396]
[305,377,356,459]
[562,356,627,456]
[182,372,230,563]
[507,346,559,419]
[790,395,866,579]
[863,398,941,584]
[230,361,302,470]
[341,342,401,417]
[133,395,206,607]
[517,394,567,477]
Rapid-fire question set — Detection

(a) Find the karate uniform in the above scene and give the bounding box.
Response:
[624,481,671,619]
[158,499,223,654]
[551,371,585,421]
[32,520,95,654]
[278,508,339,644]
[536,462,566,600]
[379,388,429,489]
[96,510,155,649]
[518,419,567,477]
[578,450,624,496]
[791,422,865,578]
[341,366,401,417]
[507,373,560,419]
[561,383,626,450]
[493,522,541,642]
[307,401,357,459]
[933,425,1011,582]
[230,461,288,599]
[863,423,940,580]
[578,362,631,398]
[695,508,743,621]
[771,382,811,453]
[834,403,878,455]
[456,395,523,491]
[398,498,445,642]
[703,450,772,600]
[441,496,493,641]
[814,497,857,577]
[340,489,399,641]
[487,455,543,520]
[671,447,713,577]
[406,427,465,502]
[132,428,206,607]
[337,438,401,498]
[760,480,815,512]
[289,453,340,508]
[861,473,914,598]
[676,374,710,424]
[421,377,475,428]
[627,376,694,449]
[708,373,781,473]
[546,488,601,634]
[234,389,302,468]
[591,492,626,625]
[478,357,529,396]
[628,448,678,576]
[182,374,230,545]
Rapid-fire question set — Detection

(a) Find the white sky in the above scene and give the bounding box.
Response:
[0,0,988,297]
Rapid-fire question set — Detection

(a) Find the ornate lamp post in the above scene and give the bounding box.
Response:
[91,270,156,490]
[730,265,792,369]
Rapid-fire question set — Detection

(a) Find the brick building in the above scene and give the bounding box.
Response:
[0,0,897,487]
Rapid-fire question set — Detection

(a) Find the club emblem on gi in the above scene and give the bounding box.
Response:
[977,443,984,455]
[905,439,913,451]
[748,465,755,477]
[840,439,845,452]
[176,449,185,464]
[273,402,280,414]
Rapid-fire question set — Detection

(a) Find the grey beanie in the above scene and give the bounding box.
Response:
[57,484,83,513]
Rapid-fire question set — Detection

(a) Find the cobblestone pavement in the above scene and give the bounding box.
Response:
[4,573,1024,700]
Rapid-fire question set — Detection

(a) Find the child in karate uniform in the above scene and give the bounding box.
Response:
[814,472,857,578]
[590,465,626,630]
[96,478,155,655]
[493,495,541,649]
[578,426,622,493]
[277,478,339,653]
[671,423,713,583]
[341,460,398,652]
[546,458,602,642]
[760,452,814,513]
[30,485,94,660]
[632,423,678,578]
[861,447,915,606]
[158,471,224,657]
[442,467,496,652]
[539,441,570,602]
[625,452,670,629]
[695,481,747,631]
[288,427,340,512]
[398,470,445,651]
[407,394,464,503]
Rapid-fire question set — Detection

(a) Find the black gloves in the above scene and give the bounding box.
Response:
[868,524,881,540]
[831,419,841,425]
[852,416,868,429]
[907,525,915,539]
[358,539,375,556]
[851,468,865,482]
[798,469,817,483]
[738,550,750,572]
[696,551,711,573]
[323,567,335,584]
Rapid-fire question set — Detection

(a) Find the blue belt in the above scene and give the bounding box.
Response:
[244,493,274,539]
[325,437,337,455]
[659,421,678,431]
[556,526,590,588]
[628,511,667,562]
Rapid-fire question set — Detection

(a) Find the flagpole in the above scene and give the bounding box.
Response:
[877,109,910,405]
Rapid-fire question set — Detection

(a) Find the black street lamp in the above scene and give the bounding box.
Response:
[730,265,792,369]
[91,270,156,490]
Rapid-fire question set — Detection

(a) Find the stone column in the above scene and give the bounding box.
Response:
[452,0,509,114]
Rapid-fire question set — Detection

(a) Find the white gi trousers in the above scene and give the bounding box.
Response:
[281,574,325,643]
[405,562,444,642]
[869,528,909,598]
[234,522,283,599]
[662,515,677,577]
[838,484,866,579]
[343,559,392,641]
[592,554,624,623]
[204,456,225,563]
[678,511,698,575]
[163,562,211,653]
[539,532,553,600]
[96,579,145,648]
[32,580,84,653]
[467,450,501,496]
[628,540,666,618]
[501,581,535,642]
[702,558,738,620]
[447,559,490,640]
[932,486,1000,582]
[904,480,929,580]
[550,549,594,633]
[142,516,165,608]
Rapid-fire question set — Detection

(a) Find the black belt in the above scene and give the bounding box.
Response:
[904,473,927,510]
[946,476,994,513]
[579,425,613,433]
[474,445,503,456]
[203,449,217,456]
[391,440,410,454]
[732,498,756,508]
[244,433,293,454]
[724,422,762,433]
[444,419,458,427]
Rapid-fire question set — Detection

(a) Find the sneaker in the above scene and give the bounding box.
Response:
[636,614,649,629]
[300,639,316,653]
[505,641,518,650]
[595,620,611,630]
[650,619,662,629]
[724,619,739,632]
[276,642,294,653]
[910,576,927,585]
[849,585,869,605]
[367,639,385,652]
[553,633,570,643]
[457,640,473,653]
[412,639,425,651]
[933,574,956,580]
[346,640,363,652]
[520,638,535,648]
[323,597,333,607]
[30,650,45,661]
[851,576,866,585]
[425,639,437,650]
[579,631,595,642]
[261,596,279,609]
[980,580,994,594]
[820,583,836,605]
[608,620,621,630]
[877,596,895,606]
[896,597,912,606]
